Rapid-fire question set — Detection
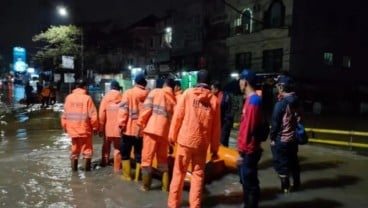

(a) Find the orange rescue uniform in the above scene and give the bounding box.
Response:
[138,86,176,170]
[99,89,123,172]
[117,84,148,167]
[175,89,183,102]
[61,88,98,159]
[168,84,221,208]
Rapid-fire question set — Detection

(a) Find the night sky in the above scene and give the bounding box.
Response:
[0,0,193,64]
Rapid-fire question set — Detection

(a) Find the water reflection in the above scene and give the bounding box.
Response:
[13,84,25,103]
[16,128,27,140]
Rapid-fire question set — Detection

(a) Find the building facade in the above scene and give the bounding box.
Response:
[225,0,293,74]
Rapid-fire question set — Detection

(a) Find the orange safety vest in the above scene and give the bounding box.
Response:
[137,86,176,137]
[117,85,148,136]
[61,88,98,138]
[99,89,123,137]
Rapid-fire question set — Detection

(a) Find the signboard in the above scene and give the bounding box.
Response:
[64,73,75,83]
[13,47,27,72]
[181,71,197,90]
[62,56,74,69]
[159,64,171,72]
[54,74,61,82]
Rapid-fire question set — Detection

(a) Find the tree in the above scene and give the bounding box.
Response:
[32,25,81,71]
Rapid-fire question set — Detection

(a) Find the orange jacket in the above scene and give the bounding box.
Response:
[41,87,51,97]
[137,86,176,137]
[175,89,183,102]
[117,85,148,136]
[99,89,123,137]
[168,84,221,153]
[61,88,98,138]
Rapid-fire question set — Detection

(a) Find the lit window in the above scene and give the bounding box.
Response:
[242,9,252,33]
[323,52,333,65]
[342,56,351,68]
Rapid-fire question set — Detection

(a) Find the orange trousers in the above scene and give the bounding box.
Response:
[101,137,121,172]
[141,133,169,172]
[168,144,207,208]
[71,136,93,159]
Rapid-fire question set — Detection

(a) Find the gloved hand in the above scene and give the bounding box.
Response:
[93,129,98,135]
[168,138,175,147]
[135,126,140,139]
[211,152,219,160]
[119,126,126,136]
[168,146,174,155]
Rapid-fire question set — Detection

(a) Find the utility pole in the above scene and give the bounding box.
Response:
[81,28,84,80]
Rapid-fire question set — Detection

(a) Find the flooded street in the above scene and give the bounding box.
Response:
[1,85,368,208]
[0,85,243,208]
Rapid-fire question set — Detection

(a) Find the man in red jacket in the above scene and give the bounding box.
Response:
[237,69,264,208]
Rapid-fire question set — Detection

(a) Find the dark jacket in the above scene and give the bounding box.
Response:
[220,91,234,124]
[270,92,301,143]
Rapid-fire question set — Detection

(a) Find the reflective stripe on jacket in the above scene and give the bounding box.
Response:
[137,86,176,137]
[61,88,98,138]
[168,85,221,153]
[99,89,123,137]
[117,85,148,136]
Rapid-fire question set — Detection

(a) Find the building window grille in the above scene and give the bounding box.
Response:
[236,52,252,70]
[265,0,285,28]
[242,9,252,33]
[262,48,283,72]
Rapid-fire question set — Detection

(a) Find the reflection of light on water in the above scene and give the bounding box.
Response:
[16,128,27,140]
[17,113,29,123]
[54,133,71,150]
[13,85,25,102]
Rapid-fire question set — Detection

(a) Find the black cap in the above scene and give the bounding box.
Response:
[110,80,122,90]
[76,79,87,88]
[134,73,147,87]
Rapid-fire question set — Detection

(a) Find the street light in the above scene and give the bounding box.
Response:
[56,6,84,80]
[57,6,68,17]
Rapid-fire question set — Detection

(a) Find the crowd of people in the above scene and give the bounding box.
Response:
[61,69,302,208]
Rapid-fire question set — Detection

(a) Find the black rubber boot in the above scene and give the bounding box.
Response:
[280,175,290,193]
[71,159,78,171]
[292,172,301,191]
[84,158,92,171]
[247,194,259,208]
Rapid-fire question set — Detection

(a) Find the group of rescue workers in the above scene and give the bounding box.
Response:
[24,81,57,107]
[61,69,302,208]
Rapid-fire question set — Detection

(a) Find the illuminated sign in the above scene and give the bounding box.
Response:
[13,47,27,72]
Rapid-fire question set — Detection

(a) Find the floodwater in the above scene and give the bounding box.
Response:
[1,84,368,208]
[0,85,243,208]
